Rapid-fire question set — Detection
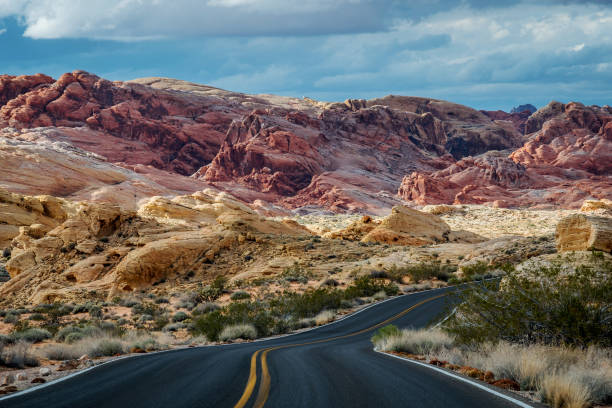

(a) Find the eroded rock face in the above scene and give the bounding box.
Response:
[326,205,484,246]
[555,214,612,253]
[0,72,530,214]
[0,188,311,304]
[1,71,609,213]
[399,102,612,208]
[0,71,235,175]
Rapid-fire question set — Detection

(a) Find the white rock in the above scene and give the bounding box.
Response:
[15,373,27,381]
[39,367,52,377]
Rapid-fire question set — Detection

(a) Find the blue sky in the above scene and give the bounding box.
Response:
[0,0,611,111]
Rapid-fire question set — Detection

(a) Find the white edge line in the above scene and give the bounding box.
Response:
[1,282,477,402]
[377,351,534,408]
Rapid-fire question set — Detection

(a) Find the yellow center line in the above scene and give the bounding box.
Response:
[233,349,262,408]
[234,293,446,408]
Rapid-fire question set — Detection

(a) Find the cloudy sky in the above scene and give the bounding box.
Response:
[0,0,611,110]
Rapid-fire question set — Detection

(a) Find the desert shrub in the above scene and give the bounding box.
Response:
[88,305,103,319]
[370,270,388,279]
[56,326,83,342]
[344,276,398,298]
[173,312,189,322]
[445,262,612,347]
[372,291,388,301]
[41,343,83,361]
[218,324,257,341]
[314,310,335,325]
[460,261,489,277]
[126,334,163,352]
[371,325,400,345]
[281,262,310,283]
[196,276,228,303]
[65,332,86,344]
[120,298,140,308]
[386,262,454,283]
[322,278,339,287]
[2,248,11,258]
[191,311,226,341]
[155,297,169,304]
[152,314,170,330]
[88,339,125,357]
[12,327,52,343]
[230,291,251,301]
[4,312,19,324]
[539,373,591,408]
[28,313,46,321]
[163,322,186,332]
[372,327,454,355]
[192,302,220,315]
[131,302,163,317]
[0,341,39,368]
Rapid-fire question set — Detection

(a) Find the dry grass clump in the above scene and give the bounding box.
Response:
[0,341,39,368]
[540,373,592,408]
[314,310,336,325]
[373,328,454,355]
[39,332,170,360]
[218,324,257,342]
[372,327,612,407]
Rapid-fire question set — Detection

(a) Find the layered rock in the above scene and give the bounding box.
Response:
[555,214,612,253]
[326,205,484,246]
[1,71,609,213]
[399,102,612,208]
[0,71,237,175]
[0,188,311,304]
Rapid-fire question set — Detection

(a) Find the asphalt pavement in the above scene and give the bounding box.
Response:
[0,286,535,408]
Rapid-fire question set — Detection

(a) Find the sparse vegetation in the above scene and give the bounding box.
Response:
[386,262,454,284]
[445,260,612,347]
[218,323,257,341]
[230,291,251,301]
[0,341,39,368]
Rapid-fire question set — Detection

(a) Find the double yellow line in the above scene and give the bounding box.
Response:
[233,293,446,408]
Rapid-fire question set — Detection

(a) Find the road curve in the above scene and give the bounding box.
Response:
[0,286,534,408]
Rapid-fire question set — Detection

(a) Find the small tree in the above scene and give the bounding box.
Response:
[445,261,612,347]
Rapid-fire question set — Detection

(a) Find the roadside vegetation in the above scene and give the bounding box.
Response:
[372,252,612,408]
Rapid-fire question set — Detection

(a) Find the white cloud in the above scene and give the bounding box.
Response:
[0,0,384,40]
[0,28,5,35]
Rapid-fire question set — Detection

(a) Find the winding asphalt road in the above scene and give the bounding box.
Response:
[0,286,535,408]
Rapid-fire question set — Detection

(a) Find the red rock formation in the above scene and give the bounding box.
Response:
[2,71,609,212]
[399,102,612,208]
[480,109,531,134]
[0,71,238,175]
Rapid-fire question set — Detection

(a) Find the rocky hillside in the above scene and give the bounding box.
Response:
[0,71,610,213]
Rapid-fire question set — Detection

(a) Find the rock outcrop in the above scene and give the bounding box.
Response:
[1,71,609,213]
[400,102,612,209]
[326,205,484,246]
[0,188,311,304]
[0,72,528,214]
[555,214,612,253]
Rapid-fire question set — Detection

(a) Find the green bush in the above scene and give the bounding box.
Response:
[460,261,489,277]
[344,276,398,298]
[88,339,125,357]
[230,291,251,301]
[173,311,189,322]
[445,262,612,347]
[371,324,400,345]
[65,332,86,344]
[386,262,454,283]
[12,328,52,343]
[281,263,310,283]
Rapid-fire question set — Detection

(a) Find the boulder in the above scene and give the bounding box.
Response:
[38,367,51,377]
[555,214,612,252]
[326,206,482,246]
